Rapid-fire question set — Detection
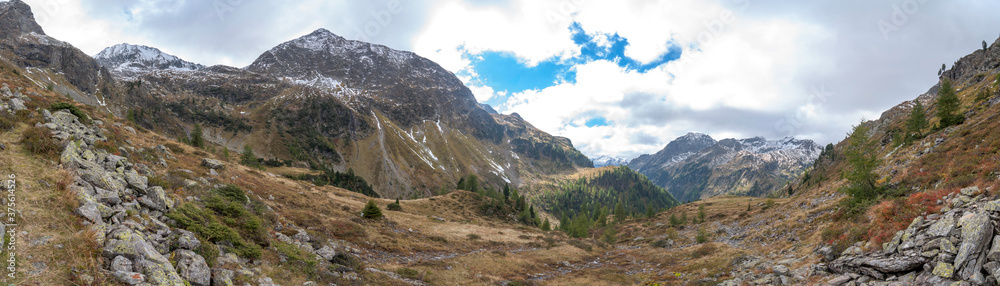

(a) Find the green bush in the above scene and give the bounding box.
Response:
[165,185,271,259]
[467,234,481,240]
[362,200,383,220]
[0,113,15,132]
[395,267,421,280]
[695,227,709,243]
[49,102,90,124]
[387,199,402,211]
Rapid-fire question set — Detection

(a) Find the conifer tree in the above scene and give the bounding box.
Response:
[936,80,963,128]
[362,200,383,219]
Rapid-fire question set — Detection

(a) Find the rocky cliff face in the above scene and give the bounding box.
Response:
[0,0,114,104]
[630,133,822,202]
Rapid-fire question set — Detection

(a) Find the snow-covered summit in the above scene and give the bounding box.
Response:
[95,43,204,78]
[591,155,631,168]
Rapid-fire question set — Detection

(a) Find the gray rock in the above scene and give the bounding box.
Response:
[960,186,980,196]
[773,264,789,276]
[75,202,101,223]
[927,216,956,237]
[201,158,225,170]
[9,98,25,111]
[170,229,201,250]
[123,169,147,192]
[987,235,1000,261]
[816,246,836,262]
[110,255,133,272]
[138,186,173,212]
[102,227,185,285]
[828,275,853,286]
[955,211,992,279]
[315,245,337,261]
[113,271,145,285]
[292,229,311,243]
[174,249,212,286]
[212,268,234,286]
[258,277,277,286]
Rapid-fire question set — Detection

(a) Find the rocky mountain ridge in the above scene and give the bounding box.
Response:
[629,132,822,202]
[0,0,592,199]
[590,155,631,168]
[94,43,205,79]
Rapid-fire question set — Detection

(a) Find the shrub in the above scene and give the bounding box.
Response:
[467,233,481,240]
[362,200,383,220]
[49,102,90,124]
[396,267,421,280]
[690,244,717,259]
[0,112,14,132]
[387,199,402,211]
[695,227,709,243]
[164,142,185,154]
[650,239,672,248]
[20,126,60,159]
[165,185,271,259]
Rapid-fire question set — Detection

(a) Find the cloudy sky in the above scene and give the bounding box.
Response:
[24,0,1000,159]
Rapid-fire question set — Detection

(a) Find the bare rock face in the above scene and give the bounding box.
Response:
[824,189,1000,285]
[0,0,114,99]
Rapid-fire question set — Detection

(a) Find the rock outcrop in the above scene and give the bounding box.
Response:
[825,186,1000,285]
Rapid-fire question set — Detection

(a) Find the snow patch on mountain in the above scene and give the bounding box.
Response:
[591,155,631,168]
[94,43,204,79]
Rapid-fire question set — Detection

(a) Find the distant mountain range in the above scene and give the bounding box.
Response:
[629,132,822,202]
[590,155,631,168]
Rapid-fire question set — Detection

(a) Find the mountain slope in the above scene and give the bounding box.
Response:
[89,29,590,199]
[0,0,114,106]
[95,43,205,78]
[630,133,822,202]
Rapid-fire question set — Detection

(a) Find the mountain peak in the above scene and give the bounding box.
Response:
[95,43,204,78]
[0,0,45,38]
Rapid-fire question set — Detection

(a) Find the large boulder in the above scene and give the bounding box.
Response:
[201,158,225,170]
[955,211,993,279]
[138,186,173,212]
[174,249,211,286]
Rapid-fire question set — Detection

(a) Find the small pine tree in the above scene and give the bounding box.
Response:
[936,80,963,129]
[669,213,681,227]
[906,100,927,140]
[503,184,511,202]
[984,40,989,50]
[613,201,626,222]
[697,204,706,222]
[190,123,204,148]
[240,144,257,167]
[541,218,551,231]
[681,212,688,224]
[843,122,882,201]
[362,199,383,219]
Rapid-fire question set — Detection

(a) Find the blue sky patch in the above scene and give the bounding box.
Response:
[584,117,611,127]
[464,22,681,109]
